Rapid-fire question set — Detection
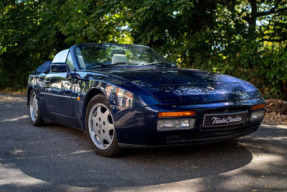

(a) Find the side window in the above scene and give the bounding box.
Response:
[66,52,75,70]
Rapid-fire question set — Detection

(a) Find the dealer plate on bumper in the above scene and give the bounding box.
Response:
[203,111,248,127]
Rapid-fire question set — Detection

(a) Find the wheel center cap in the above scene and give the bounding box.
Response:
[99,124,102,129]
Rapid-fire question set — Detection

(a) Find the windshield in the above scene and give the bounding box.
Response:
[75,44,172,69]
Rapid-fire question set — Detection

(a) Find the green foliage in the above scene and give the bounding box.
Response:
[0,0,286,99]
[206,40,287,99]
[121,0,216,68]
[0,0,68,89]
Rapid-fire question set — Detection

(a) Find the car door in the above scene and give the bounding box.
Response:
[43,50,75,118]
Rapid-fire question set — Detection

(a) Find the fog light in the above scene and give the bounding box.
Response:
[157,119,195,131]
[251,110,265,121]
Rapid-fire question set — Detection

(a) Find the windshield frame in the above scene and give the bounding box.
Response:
[72,43,172,70]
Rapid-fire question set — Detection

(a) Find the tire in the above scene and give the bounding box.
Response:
[29,91,44,126]
[85,94,121,157]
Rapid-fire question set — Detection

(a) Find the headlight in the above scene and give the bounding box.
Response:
[251,110,265,121]
[157,118,195,131]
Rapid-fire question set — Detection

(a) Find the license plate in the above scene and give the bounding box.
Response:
[203,111,248,127]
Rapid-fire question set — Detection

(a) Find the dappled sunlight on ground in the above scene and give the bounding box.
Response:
[0,115,29,123]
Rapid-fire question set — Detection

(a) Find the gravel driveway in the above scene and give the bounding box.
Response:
[0,94,286,192]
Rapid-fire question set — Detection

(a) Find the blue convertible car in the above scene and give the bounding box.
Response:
[27,43,265,156]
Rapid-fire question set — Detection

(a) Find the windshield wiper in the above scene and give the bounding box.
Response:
[143,62,172,66]
[107,62,142,66]
[85,63,106,69]
[87,62,172,69]
[87,62,130,69]
[110,62,129,65]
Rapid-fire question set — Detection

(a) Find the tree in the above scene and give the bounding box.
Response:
[0,0,68,89]
[215,0,287,97]
[0,0,286,98]
[221,0,287,42]
[118,0,217,68]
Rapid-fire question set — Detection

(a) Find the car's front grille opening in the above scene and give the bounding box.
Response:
[200,123,246,132]
[165,124,259,144]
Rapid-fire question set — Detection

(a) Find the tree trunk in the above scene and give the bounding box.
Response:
[248,0,257,41]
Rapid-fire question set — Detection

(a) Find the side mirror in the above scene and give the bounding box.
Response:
[50,63,69,73]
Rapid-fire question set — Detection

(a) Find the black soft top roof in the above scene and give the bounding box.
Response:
[33,61,51,74]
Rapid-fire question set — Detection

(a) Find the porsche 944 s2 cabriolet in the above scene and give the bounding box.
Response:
[27,43,266,156]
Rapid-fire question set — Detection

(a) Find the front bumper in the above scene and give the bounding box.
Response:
[114,98,265,146]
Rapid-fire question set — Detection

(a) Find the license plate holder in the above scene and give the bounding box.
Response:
[203,111,248,127]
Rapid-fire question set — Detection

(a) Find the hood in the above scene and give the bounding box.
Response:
[101,67,262,105]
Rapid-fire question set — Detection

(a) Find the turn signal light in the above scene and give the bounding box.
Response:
[158,111,196,118]
[252,104,266,110]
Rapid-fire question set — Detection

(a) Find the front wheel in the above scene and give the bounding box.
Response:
[85,94,121,157]
[29,91,44,126]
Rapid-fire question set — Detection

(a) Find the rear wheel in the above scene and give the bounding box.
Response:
[86,94,121,157]
[29,91,44,126]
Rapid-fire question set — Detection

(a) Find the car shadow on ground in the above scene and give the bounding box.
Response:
[2,121,253,188]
